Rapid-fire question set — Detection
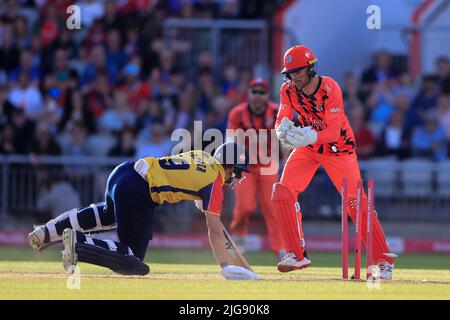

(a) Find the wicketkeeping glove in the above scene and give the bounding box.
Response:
[285,126,318,148]
[275,117,294,140]
[275,117,296,149]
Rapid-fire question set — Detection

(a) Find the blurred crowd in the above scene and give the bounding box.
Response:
[345,51,450,161]
[0,0,449,165]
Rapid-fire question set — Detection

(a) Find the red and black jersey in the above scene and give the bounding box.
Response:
[227,101,279,166]
[276,76,356,156]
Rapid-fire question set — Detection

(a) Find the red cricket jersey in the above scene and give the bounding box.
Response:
[276,76,356,156]
[227,101,279,166]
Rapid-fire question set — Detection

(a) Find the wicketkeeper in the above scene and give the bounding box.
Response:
[29,142,259,280]
[272,45,396,279]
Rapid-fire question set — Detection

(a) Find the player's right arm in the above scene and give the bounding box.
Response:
[204,212,230,267]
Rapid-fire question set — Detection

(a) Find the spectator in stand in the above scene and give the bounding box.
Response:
[221,64,240,100]
[108,127,136,157]
[101,0,122,31]
[187,50,214,82]
[135,123,173,159]
[105,29,128,85]
[50,48,72,82]
[221,0,240,19]
[173,86,197,131]
[0,124,16,154]
[178,0,195,19]
[119,59,151,114]
[0,24,20,74]
[78,0,105,29]
[435,56,450,95]
[366,77,398,135]
[10,108,35,154]
[194,0,221,19]
[8,72,44,120]
[376,109,412,160]
[123,24,139,57]
[38,3,62,49]
[0,0,21,24]
[13,15,31,50]
[158,48,175,80]
[84,70,111,119]
[196,69,219,115]
[0,85,13,126]
[140,37,162,76]
[9,49,41,83]
[361,50,399,92]
[435,94,450,148]
[207,95,229,133]
[137,99,170,133]
[410,75,439,125]
[342,72,367,110]
[411,115,447,161]
[349,106,375,159]
[81,45,109,87]
[28,122,62,157]
[59,90,96,134]
[99,90,136,133]
[44,28,78,61]
[62,122,91,157]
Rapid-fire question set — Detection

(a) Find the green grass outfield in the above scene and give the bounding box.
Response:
[1,247,450,299]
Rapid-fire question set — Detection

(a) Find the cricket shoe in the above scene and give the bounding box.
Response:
[277,252,311,272]
[62,228,78,274]
[377,261,394,280]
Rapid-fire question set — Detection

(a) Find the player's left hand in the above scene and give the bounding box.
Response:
[221,265,260,280]
[285,126,318,148]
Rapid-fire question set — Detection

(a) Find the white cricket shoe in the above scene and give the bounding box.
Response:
[277,252,311,273]
[62,228,78,273]
[28,226,46,252]
[377,261,394,280]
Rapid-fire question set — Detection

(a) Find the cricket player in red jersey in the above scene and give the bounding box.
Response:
[227,78,285,258]
[272,45,397,279]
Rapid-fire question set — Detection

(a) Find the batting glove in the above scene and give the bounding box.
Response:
[221,265,260,280]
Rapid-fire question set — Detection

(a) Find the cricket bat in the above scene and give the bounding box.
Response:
[221,223,253,272]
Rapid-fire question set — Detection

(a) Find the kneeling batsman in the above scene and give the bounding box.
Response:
[275,117,317,150]
[28,143,259,281]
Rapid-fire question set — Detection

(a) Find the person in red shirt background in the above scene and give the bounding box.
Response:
[272,45,397,279]
[227,78,285,259]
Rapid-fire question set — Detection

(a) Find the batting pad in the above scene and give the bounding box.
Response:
[272,183,305,259]
[75,243,150,276]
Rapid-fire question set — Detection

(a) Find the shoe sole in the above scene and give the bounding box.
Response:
[62,229,78,273]
[277,261,312,273]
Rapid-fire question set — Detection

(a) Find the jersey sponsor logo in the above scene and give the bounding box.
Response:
[330,107,341,113]
[302,117,326,131]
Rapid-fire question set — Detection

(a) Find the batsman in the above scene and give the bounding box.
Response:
[272,45,396,279]
[29,142,259,280]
